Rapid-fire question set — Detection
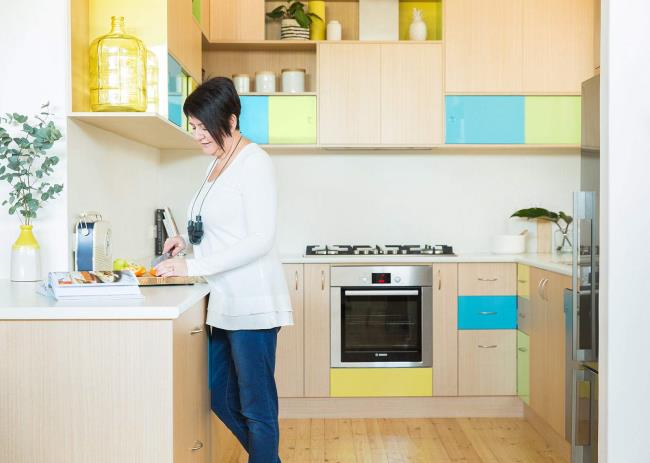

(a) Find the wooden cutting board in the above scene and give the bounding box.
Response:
[136,276,205,286]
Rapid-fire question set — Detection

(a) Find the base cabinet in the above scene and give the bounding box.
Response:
[276,264,305,397]
[459,329,517,396]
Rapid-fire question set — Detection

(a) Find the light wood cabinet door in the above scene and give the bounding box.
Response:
[276,264,305,397]
[445,0,523,93]
[432,263,458,396]
[458,263,517,296]
[380,43,443,145]
[318,44,381,145]
[545,272,572,437]
[210,0,264,41]
[173,299,209,463]
[304,264,331,397]
[168,0,202,83]
[458,330,517,396]
[529,267,547,418]
[522,0,595,93]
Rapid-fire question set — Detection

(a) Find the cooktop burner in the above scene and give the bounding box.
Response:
[305,244,455,256]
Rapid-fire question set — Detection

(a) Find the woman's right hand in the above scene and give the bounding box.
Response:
[163,235,187,257]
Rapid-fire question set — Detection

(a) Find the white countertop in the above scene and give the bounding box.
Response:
[0,280,211,320]
[280,252,573,276]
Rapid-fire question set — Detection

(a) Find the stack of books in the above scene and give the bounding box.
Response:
[40,270,144,301]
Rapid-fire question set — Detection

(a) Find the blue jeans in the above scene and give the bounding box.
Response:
[209,327,281,463]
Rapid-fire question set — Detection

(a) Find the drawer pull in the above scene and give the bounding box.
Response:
[518,313,526,318]
[518,347,528,352]
[517,279,527,283]
[191,440,204,451]
[294,270,299,291]
[190,328,204,335]
[478,344,498,349]
[479,311,498,316]
[478,277,498,282]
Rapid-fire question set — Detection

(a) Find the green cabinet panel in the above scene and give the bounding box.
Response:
[268,96,317,144]
[525,96,581,144]
[192,0,201,23]
[517,330,530,405]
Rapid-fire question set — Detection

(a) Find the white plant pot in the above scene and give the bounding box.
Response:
[281,18,309,40]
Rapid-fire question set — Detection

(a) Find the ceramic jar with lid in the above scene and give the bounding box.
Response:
[327,20,342,41]
[232,74,250,93]
[281,68,306,93]
[255,71,276,93]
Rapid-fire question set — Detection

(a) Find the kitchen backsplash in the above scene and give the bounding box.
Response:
[161,149,579,255]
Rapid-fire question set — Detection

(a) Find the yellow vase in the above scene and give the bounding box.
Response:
[89,16,147,112]
[11,225,42,282]
[308,1,326,40]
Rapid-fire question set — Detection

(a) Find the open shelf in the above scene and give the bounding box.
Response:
[203,39,318,51]
[68,113,197,150]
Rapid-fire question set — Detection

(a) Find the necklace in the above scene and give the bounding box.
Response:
[187,135,243,245]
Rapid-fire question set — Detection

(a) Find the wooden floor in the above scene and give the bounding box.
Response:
[214,418,570,463]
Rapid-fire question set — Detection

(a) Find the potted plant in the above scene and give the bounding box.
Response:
[0,103,64,281]
[266,0,323,40]
[511,207,573,252]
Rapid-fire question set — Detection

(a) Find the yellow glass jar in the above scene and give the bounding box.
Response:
[89,16,147,112]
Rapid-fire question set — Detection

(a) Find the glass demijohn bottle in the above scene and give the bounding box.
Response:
[89,16,147,112]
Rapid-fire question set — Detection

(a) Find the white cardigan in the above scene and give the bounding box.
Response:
[184,143,293,330]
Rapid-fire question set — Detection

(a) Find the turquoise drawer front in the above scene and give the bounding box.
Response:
[240,96,269,144]
[168,55,185,128]
[445,96,525,144]
[458,296,517,329]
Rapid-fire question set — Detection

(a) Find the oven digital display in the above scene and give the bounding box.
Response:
[371,273,391,284]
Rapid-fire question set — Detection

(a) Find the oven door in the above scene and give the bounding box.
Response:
[331,286,433,368]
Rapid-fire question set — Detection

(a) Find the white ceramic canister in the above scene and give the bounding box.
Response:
[281,68,306,93]
[255,71,276,93]
[232,74,250,93]
[326,20,342,41]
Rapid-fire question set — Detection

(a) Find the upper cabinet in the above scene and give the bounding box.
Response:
[168,0,202,83]
[319,43,443,147]
[445,0,523,93]
[210,0,264,41]
[522,0,595,93]
[446,0,595,94]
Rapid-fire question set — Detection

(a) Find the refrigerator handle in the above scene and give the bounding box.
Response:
[572,192,582,361]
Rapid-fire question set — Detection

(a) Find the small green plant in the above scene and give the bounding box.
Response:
[0,103,64,225]
[266,0,322,28]
[511,207,573,250]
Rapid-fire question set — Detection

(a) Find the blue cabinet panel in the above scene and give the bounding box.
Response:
[458,296,517,330]
[445,96,525,144]
[240,96,269,144]
[168,55,184,127]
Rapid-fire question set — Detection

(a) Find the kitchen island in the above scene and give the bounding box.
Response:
[0,281,211,463]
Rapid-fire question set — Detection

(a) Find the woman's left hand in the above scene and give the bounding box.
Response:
[155,257,188,277]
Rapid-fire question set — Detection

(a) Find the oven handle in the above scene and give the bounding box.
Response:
[344,290,420,297]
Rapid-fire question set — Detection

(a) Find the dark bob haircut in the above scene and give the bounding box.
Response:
[183,77,241,151]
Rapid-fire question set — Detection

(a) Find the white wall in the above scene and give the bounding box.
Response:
[0,0,69,278]
[161,148,580,256]
[602,0,650,461]
[67,120,161,265]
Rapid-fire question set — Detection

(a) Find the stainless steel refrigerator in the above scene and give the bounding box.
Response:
[564,74,599,463]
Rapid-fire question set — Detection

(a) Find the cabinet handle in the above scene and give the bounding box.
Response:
[294,270,299,291]
[541,278,549,301]
[478,344,498,349]
[191,440,204,451]
[517,279,527,283]
[321,270,325,291]
[518,347,528,352]
[478,277,498,282]
[479,311,498,316]
[190,328,203,335]
[518,313,526,319]
[537,278,544,298]
[437,269,441,290]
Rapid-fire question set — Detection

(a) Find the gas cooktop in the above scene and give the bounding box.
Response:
[305,244,455,256]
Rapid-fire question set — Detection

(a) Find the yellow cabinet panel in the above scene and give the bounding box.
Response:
[330,368,433,397]
[517,264,530,299]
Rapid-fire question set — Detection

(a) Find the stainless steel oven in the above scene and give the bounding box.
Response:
[330,266,432,368]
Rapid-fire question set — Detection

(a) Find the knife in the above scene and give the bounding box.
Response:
[151,252,171,268]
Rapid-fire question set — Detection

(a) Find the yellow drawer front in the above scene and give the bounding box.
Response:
[330,368,433,397]
[517,264,530,299]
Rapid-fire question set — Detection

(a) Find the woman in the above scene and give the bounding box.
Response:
[155,77,292,463]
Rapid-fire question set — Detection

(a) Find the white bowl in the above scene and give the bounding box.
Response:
[491,234,526,254]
